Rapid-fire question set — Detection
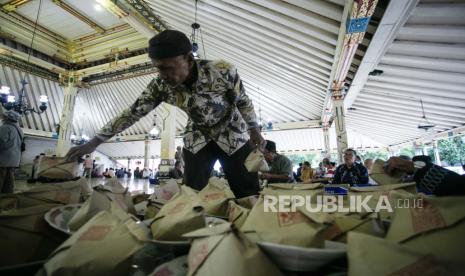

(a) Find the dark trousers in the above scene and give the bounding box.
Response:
[0,167,15,193]
[183,141,259,198]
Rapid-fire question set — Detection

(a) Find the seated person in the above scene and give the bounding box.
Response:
[300,161,314,183]
[169,161,184,179]
[260,140,294,183]
[386,155,465,196]
[325,162,336,178]
[332,149,369,185]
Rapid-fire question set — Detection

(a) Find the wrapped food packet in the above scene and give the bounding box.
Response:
[197,177,235,217]
[183,223,283,276]
[150,186,205,241]
[244,150,269,172]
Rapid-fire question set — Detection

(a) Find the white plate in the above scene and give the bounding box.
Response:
[44,204,82,235]
[258,240,347,272]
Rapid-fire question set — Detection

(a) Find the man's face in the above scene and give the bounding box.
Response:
[264,149,274,162]
[344,150,356,166]
[152,55,191,86]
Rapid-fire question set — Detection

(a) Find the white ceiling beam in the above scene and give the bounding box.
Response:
[376,64,465,84]
[381,54,465,74]
[272,120,322,131]
[355,94,465,116]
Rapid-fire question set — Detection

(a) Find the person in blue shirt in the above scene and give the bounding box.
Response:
[332,148,369,185]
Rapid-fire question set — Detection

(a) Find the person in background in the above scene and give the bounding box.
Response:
[107,168,116,178]
[134,167,141,179]
[169,161,184,179]
[300,161,314,183]
[386,155,465,196]
[326,162,336,178]
[295,163,303,182]
[0,110,23,193]
[261,140,294,183]
[83,154,93,178]
[31,155,40,180]
[142,168,149,179]
[174,146,184,169]
[364,158,374,174]
[332,149,369,185]
[315,157,330,178]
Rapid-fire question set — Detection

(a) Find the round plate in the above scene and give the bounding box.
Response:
[44,203,82,235]
[257,240,347,272]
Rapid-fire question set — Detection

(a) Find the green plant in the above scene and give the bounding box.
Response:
[438,136,465,166]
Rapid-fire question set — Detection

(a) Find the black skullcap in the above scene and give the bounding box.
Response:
[148,30,192,59]
[265,140,276,152]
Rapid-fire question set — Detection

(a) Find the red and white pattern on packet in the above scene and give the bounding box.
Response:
[188,240,209,273]
[410,199,446,234]
[78,225,112,241]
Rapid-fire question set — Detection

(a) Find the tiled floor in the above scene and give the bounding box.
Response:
[15,176,156,195]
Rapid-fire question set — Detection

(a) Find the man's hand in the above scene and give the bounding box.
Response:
[249,127,265,150]
[259,172,270,180]
[385,157,415,175]
[65,137,103,162]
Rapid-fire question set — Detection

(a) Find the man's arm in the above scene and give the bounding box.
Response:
[262,157,294,182]
[386,157,465,196]
[96,78,164,141]
[66,79,164,161]
[230,68,264,147]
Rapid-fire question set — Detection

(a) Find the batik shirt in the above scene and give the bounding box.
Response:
[96,60,258,156]
[332,163,369,185]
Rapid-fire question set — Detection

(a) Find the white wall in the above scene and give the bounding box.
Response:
[21,137,57,165]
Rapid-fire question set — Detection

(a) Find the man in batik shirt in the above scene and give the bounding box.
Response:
[66,30,264,197]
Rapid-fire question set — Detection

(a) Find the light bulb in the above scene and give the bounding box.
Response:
[7,95,15,103]
[39,95,48,103]
[150,127,159,136]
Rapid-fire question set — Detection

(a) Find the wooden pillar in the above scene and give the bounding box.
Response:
[56,73,77,157]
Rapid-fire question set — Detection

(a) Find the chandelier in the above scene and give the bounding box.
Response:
[71,134,90,145]
[190,0,206,59]
[0,0,48,115]
[0,80,48,114]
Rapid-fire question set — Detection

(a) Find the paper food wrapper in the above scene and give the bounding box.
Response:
[321,213,383,243]
[348,232,464,276]
[235,195,259,209]
[348,183,417,220]
[6,179,83,208]
[149,255,188,276]
[68,180,134,231]
[0,204,66,266]
[241,195,328,248]
[244,150,269,172]
[150,186,205,241]
[198,177,235,217]
[154,179,181,202]
[370,159,406,185]
[183,223,283,276]
[228,201,250,228]
[385,193,465,262]
[41,204,150,276]
[35,156,80,180]
[145,199,165,219]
